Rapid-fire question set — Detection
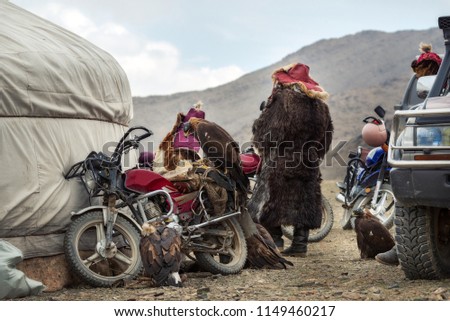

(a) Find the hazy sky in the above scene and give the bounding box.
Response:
[9,0,449,96]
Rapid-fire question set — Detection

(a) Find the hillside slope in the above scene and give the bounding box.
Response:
[132,28,444,178]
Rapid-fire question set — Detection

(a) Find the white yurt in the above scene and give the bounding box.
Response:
[0,0,133,287]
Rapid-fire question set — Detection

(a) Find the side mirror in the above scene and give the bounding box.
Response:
[260,101,266,111]
[374,105,385,119]
[416,75,436,99]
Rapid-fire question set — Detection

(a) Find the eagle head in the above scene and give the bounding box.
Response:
[352,207,370,218]
[182,121,192,135]
[141,222,157,236]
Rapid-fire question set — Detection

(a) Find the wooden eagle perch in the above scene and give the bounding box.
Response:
[353,208,395,259]
[183,117,293,270]
[139,222,183,287]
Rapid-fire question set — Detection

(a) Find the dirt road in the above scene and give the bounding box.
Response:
[10,181,450,301]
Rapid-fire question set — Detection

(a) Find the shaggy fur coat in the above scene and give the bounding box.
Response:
[248,88,333,229]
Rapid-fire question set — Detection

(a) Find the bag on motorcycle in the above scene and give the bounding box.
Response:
[195,166,235,216]
[162,162,202,193]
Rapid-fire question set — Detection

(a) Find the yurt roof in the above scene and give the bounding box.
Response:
[0,1,133,125]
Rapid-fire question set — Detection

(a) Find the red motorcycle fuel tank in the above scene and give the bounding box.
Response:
[124,169,196,215]
[124,169,179,194]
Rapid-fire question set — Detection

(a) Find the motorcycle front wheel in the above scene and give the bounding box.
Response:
[341,207,353,230]
[64,211,142,287]
[351,183,395,230]
[193,217,247,275]
[281,195,334,242]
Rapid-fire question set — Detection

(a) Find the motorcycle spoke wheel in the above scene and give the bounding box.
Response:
[194,217,247,275]
[353,184,395,230]
[64,211,142,287]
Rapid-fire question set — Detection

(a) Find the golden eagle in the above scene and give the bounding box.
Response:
[139,222,183,287]
[183,117,249,198]
[183,117,292,269]
[353,208,395,259]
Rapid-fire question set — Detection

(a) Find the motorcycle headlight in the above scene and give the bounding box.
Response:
[84,169,97,192]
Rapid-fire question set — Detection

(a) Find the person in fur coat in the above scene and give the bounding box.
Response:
[248,63,333,257]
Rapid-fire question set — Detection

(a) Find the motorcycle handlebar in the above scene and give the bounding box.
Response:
[362,116,381,124]
[113,126,153,159]
[66,127,153,178]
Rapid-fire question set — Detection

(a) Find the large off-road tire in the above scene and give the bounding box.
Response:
[341,183,395,230]
[395,204,450,280]
[194,217,247,275]
[64,211,143,287]
[281,195,334,242]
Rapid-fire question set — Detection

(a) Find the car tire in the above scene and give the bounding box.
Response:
[395,203,450,280]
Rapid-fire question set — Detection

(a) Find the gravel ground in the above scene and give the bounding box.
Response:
[8,181,450,301]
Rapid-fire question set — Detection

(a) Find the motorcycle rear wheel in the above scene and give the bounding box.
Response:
[64,211,142,287]
[281,195,334,242]
[193,217,247,275]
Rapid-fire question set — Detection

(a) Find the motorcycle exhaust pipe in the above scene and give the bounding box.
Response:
[187,211,241,232]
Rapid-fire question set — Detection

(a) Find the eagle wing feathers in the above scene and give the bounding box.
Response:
[140,222,183,286]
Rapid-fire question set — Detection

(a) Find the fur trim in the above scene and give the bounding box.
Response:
[271,64,329,101]
[192,101,203,109]
[419,42,432,53]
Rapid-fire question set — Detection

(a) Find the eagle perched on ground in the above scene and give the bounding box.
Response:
[183,117,292,270]
[353,208,395,259]
[139,222,183,287]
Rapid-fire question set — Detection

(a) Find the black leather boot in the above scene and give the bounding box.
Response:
[266,226,284,250]
[281,227,308,257]
[375,246,399,266]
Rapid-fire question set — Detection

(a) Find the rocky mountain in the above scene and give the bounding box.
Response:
[131,27,444,179]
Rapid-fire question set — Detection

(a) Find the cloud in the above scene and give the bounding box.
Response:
[31,3,245,96]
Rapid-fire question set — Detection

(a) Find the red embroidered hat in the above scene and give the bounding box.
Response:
[272,63,329,100]
[184,101,205,121]
[417,51,442,65]
[416,42,442,65]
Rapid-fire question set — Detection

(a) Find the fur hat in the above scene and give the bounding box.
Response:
[184,101,205,121]
[271,63,329,100]
[416,42,442,65]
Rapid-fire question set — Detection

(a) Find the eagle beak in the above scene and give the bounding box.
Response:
[352,208,364,217]
[183,121,191,133]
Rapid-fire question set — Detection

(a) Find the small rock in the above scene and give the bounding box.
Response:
[434,287,447,295]
[342,292,362,300]
[197,287,210,293]
[368,286,381,294]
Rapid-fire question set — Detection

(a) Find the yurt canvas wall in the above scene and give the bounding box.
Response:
[0,1,134,259]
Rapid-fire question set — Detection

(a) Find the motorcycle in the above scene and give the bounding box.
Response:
[241,146,334,243]
[336,106,396,230]
[64,126,247,287]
